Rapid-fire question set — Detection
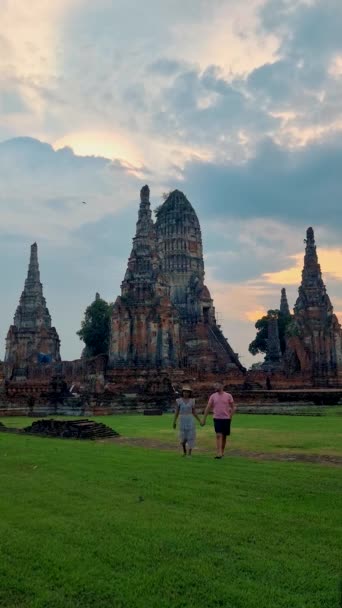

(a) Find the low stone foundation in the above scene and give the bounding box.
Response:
[1,359,341,418]
[1,387,341,418]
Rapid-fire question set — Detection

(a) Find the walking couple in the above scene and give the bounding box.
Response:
[173,382,235,458]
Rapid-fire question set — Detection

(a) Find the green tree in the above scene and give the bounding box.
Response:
[248,309,292,356]
[77,294,112,357]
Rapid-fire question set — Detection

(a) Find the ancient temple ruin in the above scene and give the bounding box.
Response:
[261,289,291,372]
[109,186,181,368]
[262,311,283,371]
[155,189,209,321]
[280,288,290,317]
[109,186,244,374]
[3,217,342,413]
[284,228,342,385]
[5,243,61,370]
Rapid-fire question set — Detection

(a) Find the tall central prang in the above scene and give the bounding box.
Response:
[155,190,206,320]
[109,186,244,374]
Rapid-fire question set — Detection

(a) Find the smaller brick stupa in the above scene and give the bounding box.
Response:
[5,243,61,369]
[284,228,342,385]
[262,311,283,371]
[280,288,291,317]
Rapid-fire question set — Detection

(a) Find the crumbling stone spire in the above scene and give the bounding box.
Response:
[280,288,290,317]
[5,242,60,366]
[109,185,180,369]
[296,227,332,312]
[121,185,161,299]
[284,227,342,384]
[14,242,51,329]
[135,184,154,239]
[26,242,41,286]
[263,311,282,370]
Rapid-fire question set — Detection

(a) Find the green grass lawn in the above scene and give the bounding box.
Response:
[3,410,342,456]
[0,413,341,608]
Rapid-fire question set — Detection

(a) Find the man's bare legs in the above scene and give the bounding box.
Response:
[181,441,187,455]
[216,434,223,458]
[216,434,229,458]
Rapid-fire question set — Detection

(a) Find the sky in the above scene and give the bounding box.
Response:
[1,0,342,367]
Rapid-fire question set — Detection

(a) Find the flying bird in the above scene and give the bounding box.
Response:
[81,201,87,205]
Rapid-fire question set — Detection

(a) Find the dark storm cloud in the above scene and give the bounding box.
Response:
[0,137,109,171]
[247,59,327,106]
[0,136,140,218]
[260,0,342,60]
[202,226,300,284]
[180,134,342,230]
[149,65,278,143]
[245,0,342,125]
[73,207,137,259]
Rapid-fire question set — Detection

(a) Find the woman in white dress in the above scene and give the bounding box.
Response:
[173,385,201,456]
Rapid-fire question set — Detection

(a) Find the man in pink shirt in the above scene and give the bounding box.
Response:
[202,381,236,459]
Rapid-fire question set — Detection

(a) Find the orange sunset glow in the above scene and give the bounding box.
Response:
[264,248,342,285]
[54,131,142,167]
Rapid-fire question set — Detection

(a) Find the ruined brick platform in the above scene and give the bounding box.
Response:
[0,419,119,440]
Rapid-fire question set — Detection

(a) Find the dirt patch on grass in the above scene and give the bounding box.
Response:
[114,437,176,450]
[107,437,342,466]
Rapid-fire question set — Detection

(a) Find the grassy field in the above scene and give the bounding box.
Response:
[3,409,342,456]
[0,413,341,608]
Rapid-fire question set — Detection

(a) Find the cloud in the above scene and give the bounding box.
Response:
[202,217,303,284]
[0,136,141,242]
[1,0,342,367]
[0,88,28,114]
[205,274,284,365]
[0,135,146,359]
[264,248,342,284]
[148,66,278,149]
[260,0,342,60]
[0,0,277,167]
[147,58,186,77]
[180,134,342,231]
[243,0,342,142]
[53,130,144,169]
[1,0,340,163]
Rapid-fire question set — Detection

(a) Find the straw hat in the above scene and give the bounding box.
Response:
[181,384,192,393]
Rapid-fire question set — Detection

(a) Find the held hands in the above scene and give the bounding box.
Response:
[200,418,206,427]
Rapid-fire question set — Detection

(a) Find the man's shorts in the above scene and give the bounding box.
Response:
[214,418,231,436]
